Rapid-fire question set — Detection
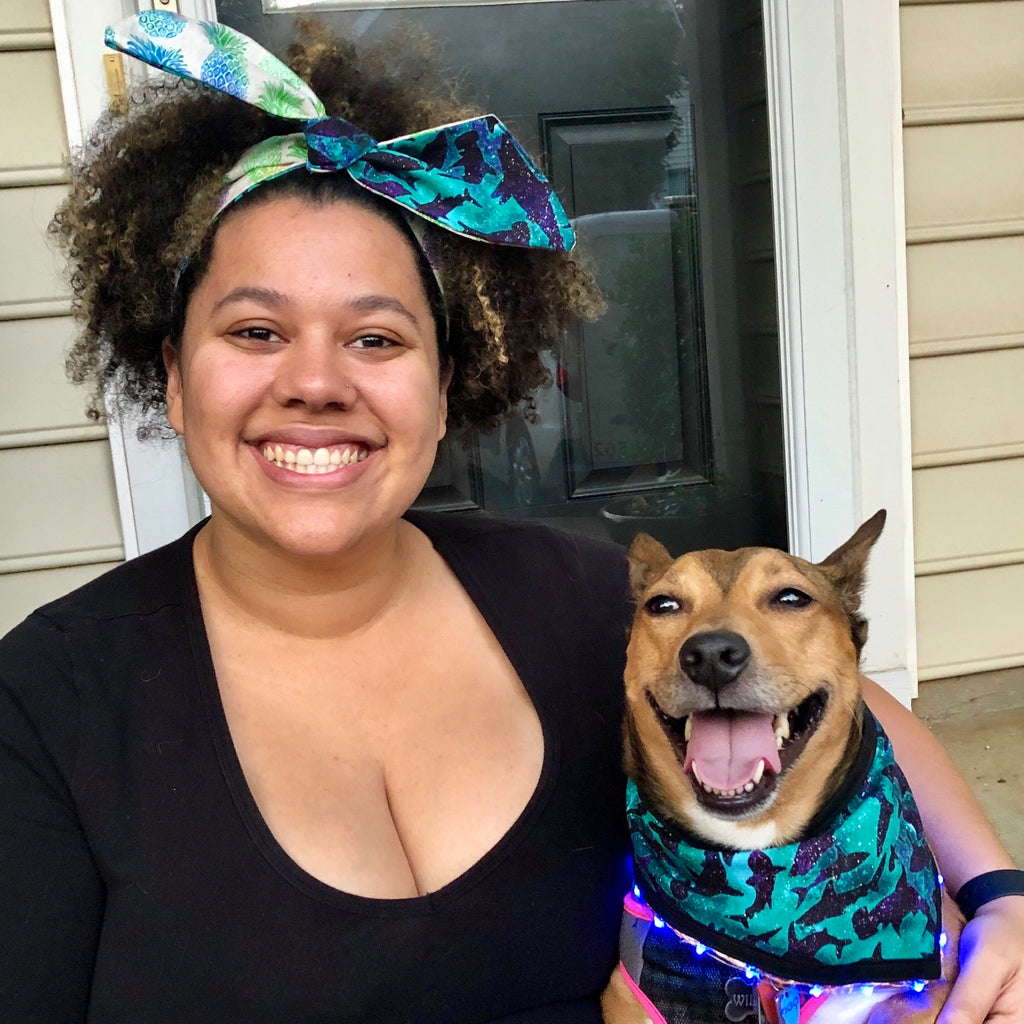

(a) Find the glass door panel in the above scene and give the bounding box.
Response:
[216,0,785,553]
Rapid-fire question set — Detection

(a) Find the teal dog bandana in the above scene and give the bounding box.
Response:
[628,712,943,988]
[105,11,574,250]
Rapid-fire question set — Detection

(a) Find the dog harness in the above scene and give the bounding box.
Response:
[620,713,943,1023]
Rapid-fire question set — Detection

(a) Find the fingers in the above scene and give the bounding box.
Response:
[865,986,949,1024]
[938,902,1024,1024]
[938,964,1005,1024]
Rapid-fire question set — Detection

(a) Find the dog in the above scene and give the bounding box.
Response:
[602,511,956,1024]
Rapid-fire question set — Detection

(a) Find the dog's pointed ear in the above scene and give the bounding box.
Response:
[627,533,674,598]
[818,510,886,655]
[819,509,887,581]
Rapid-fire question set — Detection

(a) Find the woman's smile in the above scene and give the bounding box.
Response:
[248,434,378,488]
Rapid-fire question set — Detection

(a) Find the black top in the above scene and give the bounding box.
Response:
[0,512,632,1023]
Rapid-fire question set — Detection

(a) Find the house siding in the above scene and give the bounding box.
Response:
[0,0,122,636]
[901,0,1024,679]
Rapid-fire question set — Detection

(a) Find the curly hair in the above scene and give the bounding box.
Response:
[49,23,604,433]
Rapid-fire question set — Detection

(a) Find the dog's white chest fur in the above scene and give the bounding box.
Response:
[686,805,780,849]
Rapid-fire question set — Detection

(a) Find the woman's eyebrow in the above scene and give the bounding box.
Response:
[210,288,420,326]
[211,286,288,314]
[348,294,420,326]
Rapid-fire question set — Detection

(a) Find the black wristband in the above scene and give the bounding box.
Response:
[954,869,1024,919]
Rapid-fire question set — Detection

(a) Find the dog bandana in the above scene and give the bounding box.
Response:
[104,11,574,250]
[627,712,943,990]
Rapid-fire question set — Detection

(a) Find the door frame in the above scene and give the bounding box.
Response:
[50,0,918,702]
[763,0,916,701]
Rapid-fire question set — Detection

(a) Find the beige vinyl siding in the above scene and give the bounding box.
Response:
[0,0,52,42]
[0,2,123,636]
[901,0,1024,679]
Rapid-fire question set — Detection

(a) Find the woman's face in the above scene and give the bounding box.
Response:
[165,195,449,560]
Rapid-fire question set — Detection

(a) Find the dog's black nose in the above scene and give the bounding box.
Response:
[679,631,751,691]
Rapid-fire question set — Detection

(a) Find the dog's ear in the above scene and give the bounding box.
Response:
[818,510,886,655]
[627,533,674,598]
[819,510,886,579]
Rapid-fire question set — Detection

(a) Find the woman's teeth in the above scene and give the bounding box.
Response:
[260,443,368,473]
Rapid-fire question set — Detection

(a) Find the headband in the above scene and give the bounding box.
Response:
[104,11,575,252]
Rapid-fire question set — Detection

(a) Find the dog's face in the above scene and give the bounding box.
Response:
[624,511,886,850]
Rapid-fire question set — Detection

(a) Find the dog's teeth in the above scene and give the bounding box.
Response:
[684,716,692,742]
[773,713,791,742]
[777,735,784,749]
[744,781,755,792]
[752,759,765,785]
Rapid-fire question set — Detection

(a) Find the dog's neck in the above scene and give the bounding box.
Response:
[804,701,869,838]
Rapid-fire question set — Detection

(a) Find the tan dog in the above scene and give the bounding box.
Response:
[603,512,955,1024]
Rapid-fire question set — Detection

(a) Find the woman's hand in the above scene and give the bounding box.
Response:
[939,895,1024,1023]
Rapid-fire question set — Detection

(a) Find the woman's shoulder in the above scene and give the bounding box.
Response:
[1,525,197,650]
[405,507,622,573]
[407,509,629,594]
[0,526,199,772]
[405,509,630,630]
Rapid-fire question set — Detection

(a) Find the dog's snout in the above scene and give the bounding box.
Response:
[679,630,751,691]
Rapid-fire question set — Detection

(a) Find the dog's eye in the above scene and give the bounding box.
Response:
[645,594,682,615]
[772,587,812,609]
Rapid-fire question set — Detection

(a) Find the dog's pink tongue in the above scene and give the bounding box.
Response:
[684,711,782,790]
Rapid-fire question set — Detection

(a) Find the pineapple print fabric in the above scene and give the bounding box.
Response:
[104,11,575,251]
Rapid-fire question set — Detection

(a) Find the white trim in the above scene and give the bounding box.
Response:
[763,0,917,704]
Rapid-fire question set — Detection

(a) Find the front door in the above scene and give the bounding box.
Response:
[216,0,786,553]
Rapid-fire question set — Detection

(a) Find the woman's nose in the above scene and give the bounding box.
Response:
[270,337,353,410]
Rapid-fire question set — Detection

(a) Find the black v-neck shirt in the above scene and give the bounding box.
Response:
[0,512,631,1023]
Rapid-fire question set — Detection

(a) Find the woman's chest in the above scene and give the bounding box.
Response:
[209,594,545,898]
[71,547,630,1022]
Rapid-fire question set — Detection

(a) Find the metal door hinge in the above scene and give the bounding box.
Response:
[103,52,127,106]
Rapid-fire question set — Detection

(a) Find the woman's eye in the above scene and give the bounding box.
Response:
[772,587,812,609]
[232,326,279,344]
[350,335,398,350]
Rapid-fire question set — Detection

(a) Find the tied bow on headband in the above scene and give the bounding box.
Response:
[104,10,575,251]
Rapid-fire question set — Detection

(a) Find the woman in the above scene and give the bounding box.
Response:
[1,11,1021,1023]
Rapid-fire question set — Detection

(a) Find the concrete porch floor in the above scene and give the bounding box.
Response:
[913,666,1024,867]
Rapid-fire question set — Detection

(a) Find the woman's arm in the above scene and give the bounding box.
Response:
[0,615,103,1021]
[863,676,1024,1024]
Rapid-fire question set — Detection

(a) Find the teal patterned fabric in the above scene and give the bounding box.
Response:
[104,12,574,250]
[628,714,943,986]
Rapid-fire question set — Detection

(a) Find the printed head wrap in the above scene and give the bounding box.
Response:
[105,11,575,251]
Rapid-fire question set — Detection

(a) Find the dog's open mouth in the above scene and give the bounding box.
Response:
[646,689,827,814]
